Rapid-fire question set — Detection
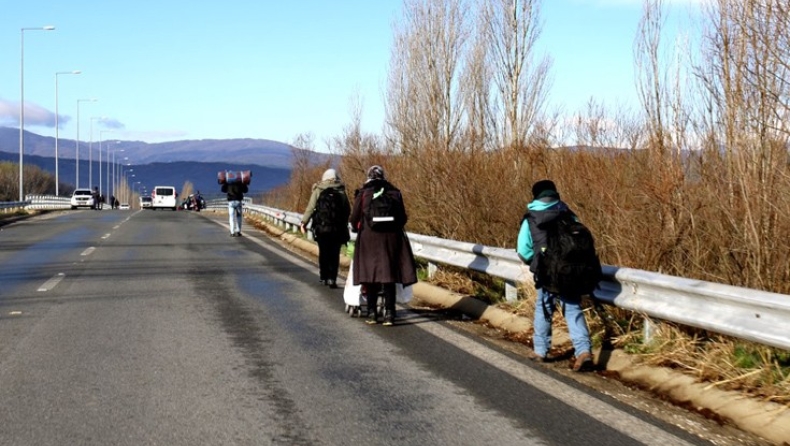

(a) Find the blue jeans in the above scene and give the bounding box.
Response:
[228,201,243,234]
[533,288,591,357]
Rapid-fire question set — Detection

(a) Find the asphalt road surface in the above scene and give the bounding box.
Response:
[0,209,718,445]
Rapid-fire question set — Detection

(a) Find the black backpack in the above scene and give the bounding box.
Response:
[538,213,602,297]
[312,188,346,236]
[366,187,401,232]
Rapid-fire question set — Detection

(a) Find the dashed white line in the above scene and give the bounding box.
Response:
[80,247,96,256]
[38,273,66,292]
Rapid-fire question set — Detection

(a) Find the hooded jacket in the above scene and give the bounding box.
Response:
[516,197,575,274]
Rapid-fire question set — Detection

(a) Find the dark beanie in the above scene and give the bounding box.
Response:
[531,179,558,199]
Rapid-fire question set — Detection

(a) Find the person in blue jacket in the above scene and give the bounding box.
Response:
[517,179,593,372]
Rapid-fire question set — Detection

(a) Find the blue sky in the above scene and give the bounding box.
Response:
[1,0,702,150]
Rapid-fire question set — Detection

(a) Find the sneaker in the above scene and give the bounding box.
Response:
[572,352,594,372]
[365,312,378,325]
[328,280,338,289]
[235,232,242,237]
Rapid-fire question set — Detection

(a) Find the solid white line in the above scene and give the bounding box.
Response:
[38,273,66,292]
[80,247,96,256]
[417,321,696,446]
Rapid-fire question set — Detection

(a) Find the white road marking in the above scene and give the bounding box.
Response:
[81,247,96,256]
[101,233,111,239]
[38,273,66,292]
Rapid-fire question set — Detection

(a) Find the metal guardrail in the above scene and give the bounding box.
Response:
[0,200,30,212]
[1,195,71,211]
[24,195,72,210]
[206,201,790,352]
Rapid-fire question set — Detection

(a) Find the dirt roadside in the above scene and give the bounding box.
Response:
[239,213,789,446]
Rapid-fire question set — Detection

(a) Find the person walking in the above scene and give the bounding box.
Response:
[350,165,417,326]
[516,179,594,372]
[221,179,248,237]
[300,169,351,288]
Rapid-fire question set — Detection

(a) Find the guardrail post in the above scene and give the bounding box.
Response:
[643,317,657,345]
[504,281,518,302]
[427,262,438,279]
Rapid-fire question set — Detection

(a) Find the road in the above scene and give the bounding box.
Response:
[0,209,724,445]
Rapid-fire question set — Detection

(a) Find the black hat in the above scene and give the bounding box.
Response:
[531,180,558,199]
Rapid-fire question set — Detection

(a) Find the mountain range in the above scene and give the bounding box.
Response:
[0,126,326,197]
[0,126,305,168]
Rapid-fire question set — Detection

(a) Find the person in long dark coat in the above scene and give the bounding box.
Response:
[350,165,417,326]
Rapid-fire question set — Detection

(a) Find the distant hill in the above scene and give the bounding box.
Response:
[0,126,331,169]
[0,150,291,198]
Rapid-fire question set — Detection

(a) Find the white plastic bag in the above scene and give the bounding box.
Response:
[344,261,363,306]
[396,283,413,303]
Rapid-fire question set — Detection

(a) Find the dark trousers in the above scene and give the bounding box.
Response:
[365,283,396,316]
[317,238,343,281]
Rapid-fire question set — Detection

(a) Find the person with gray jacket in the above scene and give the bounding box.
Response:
[300,169,351,288]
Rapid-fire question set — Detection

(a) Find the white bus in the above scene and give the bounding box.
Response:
[151,186,178,210]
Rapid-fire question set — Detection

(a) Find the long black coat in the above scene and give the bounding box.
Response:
[350,179,418,286]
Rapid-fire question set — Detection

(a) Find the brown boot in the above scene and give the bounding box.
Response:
[572,352,594,372]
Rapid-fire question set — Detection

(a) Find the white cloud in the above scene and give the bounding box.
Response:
[0,97,57,128]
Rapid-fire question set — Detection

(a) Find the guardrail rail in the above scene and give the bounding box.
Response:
[202,200,790,352]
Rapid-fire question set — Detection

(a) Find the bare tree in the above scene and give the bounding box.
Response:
[692,0,790,289]
[385,0,470,155]
[482,0,552,150]
[289,132,320,211]
[458,22,496,153]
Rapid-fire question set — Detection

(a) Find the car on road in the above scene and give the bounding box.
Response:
[140,196,152,209]
[70,188,96,209]
[119,203,130,210]
[151,186,178,211]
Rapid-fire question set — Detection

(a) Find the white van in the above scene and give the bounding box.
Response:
[151,186,178,210]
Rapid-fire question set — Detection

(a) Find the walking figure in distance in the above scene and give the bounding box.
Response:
[222,179,248,237]
[350,165,417,326]
[300,169,351,289]
[517,180,595,372]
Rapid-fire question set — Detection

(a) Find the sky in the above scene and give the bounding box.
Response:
[0,0,704,151]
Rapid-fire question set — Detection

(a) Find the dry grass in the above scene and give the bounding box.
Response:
[621,322,790,405]
[421,269,790,404]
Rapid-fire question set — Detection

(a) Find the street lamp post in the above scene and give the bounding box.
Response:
[100,131,117,200]
[112,152,125,201]
[54,70,80,196]
[75,98,97,188]
[89,116,104,188]
[19,25,55,201]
